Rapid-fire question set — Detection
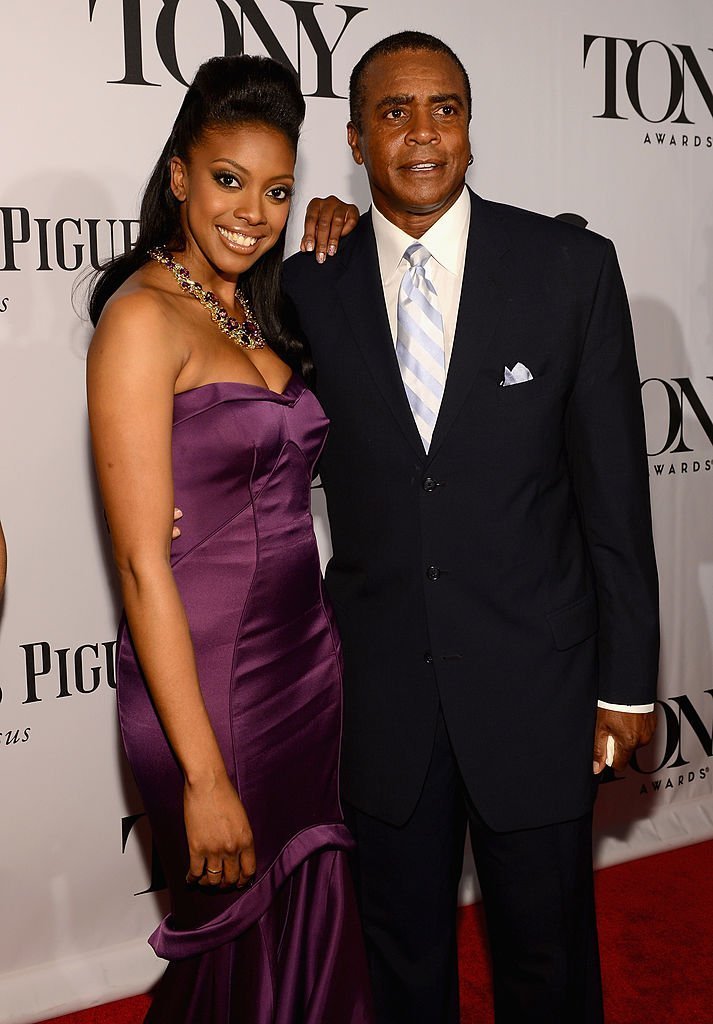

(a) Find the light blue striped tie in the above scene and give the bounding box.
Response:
[396,243,446,451]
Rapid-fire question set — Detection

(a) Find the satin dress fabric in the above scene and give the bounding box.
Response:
[116,376,373,1023]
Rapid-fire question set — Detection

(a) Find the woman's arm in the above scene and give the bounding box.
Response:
[0,521,6,596]
[87,294,255,888]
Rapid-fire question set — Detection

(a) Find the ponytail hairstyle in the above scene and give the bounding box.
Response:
[87,55,311,379]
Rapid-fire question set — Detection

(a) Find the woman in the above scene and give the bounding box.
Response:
[0,520,6,596]
[87,55,372,1023]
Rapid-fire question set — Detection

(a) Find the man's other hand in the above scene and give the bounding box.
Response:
[593,708,656,774]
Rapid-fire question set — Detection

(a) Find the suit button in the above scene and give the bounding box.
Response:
[423,477,437,492]
[426,565,441,581]
[424,652,434,665]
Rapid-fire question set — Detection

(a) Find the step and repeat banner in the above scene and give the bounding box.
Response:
[1,1,712,1020]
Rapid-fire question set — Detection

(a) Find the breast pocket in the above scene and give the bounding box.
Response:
[497,376,556,405]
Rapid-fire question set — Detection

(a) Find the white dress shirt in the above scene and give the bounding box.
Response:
[370,188,653,717]
[372,186,469,360]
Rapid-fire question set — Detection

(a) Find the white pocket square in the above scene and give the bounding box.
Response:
[501,362,534,386]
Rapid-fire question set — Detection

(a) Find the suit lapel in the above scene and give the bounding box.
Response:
[427,191,512,461]
[335,213,426,456]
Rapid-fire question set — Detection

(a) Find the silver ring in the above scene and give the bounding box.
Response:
[206,868,222,875]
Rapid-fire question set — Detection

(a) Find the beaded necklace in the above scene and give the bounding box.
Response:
[148,246,266,350]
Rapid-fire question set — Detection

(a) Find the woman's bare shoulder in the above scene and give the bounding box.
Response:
[88,264,189,385]
[95,264,179,335]
[89,263,187,363]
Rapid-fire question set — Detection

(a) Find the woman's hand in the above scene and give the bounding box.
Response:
[300,196,359,263]
[184,771,256,889]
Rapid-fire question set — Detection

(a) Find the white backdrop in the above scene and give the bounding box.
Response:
[1,2,712,1021]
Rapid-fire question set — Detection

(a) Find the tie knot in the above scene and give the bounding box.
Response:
[403,242,431,269]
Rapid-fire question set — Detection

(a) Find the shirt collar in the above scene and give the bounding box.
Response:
[372,187,471,282]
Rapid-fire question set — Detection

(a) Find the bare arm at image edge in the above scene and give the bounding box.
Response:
[0,521,6,596]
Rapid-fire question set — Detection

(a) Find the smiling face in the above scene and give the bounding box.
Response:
[347,48,472,236]
[169,123,295,285]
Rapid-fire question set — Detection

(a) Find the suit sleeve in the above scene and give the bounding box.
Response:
[282,255,305,313]
[565,239,660,706]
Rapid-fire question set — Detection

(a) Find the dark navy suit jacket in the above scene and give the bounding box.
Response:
[283,188,659,830]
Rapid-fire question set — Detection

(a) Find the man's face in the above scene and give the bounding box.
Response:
[348,48,471,236]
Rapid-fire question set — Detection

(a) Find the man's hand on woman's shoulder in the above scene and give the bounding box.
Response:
[300,196,359,263]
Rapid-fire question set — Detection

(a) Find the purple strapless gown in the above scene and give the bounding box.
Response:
[116,376,373,1023]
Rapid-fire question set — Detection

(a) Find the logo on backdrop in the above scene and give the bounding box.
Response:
[17,641,117,703]
[583,35,713,149]
[0,641,116,749]
[0,208,138,272]
[642,376,713,477]
[600,688,713,795]
[633,688,712,796]
[0,726,31,748]
[88,0,368,97]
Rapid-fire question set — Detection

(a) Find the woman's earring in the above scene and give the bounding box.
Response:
[468,154,474,166]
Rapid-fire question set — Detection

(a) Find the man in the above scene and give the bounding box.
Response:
[285,30,659,1023]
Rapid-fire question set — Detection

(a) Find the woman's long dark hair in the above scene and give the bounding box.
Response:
[87,54,311,378]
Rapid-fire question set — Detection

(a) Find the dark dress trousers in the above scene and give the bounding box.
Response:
[282,189,659,1022]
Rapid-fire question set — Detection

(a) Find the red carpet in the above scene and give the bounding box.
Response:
[41,840,712,1024]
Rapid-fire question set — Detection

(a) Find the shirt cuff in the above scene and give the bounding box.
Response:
[597,700,655,713]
